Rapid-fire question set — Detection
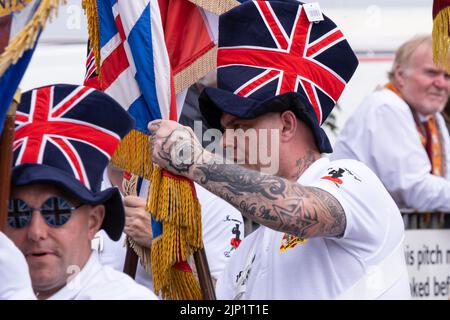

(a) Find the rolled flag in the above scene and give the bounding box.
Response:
[432,0,450,71]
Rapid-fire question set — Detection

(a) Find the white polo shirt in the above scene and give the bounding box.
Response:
[332,88,450,212]
[0,232,156,300]
[49,252,157,300]
[215,157,411,300]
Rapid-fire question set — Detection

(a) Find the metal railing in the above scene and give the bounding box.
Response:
[401,210,450,230]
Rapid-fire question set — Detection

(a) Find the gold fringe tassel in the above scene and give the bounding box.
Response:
[147,171,203,300]
[433,6,450,72]
[186,0,240,15]
[81,0,102,81]
[111,129,153,180]
[174,46,217,94]
[0,0,33,16]
[0,0,66,76]
[127,236,152,273]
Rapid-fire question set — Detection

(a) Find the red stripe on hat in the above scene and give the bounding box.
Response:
[236,69,280,97]
[52,86,93,118]
[51,137,88,186]
[306,30,344,57]
[255,1,289,49]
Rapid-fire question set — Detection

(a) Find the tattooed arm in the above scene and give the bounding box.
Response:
[149,120,346,239]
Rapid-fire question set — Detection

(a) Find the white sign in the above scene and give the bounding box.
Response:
[404,230,450,300]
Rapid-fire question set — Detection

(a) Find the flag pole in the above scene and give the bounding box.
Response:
[0,89,20,231]
[123,244,139,278]
[194,248,216,300]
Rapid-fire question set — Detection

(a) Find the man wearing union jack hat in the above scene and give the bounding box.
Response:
[149,1,411,299]
[0,84,157,300]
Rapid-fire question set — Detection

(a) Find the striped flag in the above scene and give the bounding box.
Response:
[83,0,232,130]
[82,0,240,299]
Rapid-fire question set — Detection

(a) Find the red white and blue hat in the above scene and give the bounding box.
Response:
[199,0,358,153]
[12,84,134,240]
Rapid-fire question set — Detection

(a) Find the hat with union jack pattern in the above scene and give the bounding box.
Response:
[11,84,134,240]
[199,0,358,153]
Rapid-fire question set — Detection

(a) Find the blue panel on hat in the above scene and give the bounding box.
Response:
[247,77,280,101]
[41,141,73,178]
[70,140,109,192]
[315,87,336,123]
[269,1,302,37]
[219,4,277,49]
[219,66,268,93]
[314,40,359,83]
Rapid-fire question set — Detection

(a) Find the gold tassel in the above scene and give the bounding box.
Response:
[148,170,204,300]
[174,45,217,94]
[127,236,152,274]
[433,6,450,72]
[186,0,240,15]
[0,0,33,16]
[0,0,66,77]
[168,268,202,300]
[81,0,102,82]
[111,129,154,180]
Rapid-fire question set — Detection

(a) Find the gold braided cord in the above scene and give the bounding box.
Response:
[433,7,450,72]
[0,0,66,77]
[111,129,154,180]
[147,167,203,300]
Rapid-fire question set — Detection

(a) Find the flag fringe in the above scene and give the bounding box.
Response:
[148,169,203,300]
[82,0,102,81]
[433,6,450,72]
[127,236,152,273]
[187,0,240,15]
[0,0,33,16]
[0,0,65,77]
[111,129,153,180]
[174,45,217,94]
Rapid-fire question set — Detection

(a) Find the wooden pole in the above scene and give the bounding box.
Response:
[194,248,216,300]
[0,89,20,232]
[123,242,139,278]
[121,172,140,278]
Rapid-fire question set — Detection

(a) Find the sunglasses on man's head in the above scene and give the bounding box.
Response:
[7,197,83,229]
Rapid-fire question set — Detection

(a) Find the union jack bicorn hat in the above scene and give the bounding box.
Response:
[199,0,358,153]
[11,84,134,240]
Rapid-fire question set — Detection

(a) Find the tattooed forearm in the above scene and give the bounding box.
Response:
[149,121,346,238]
[196,164,285,200]
[156,128,204,174]
[193,162,346,239]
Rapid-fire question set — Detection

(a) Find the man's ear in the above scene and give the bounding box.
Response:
[87,205,105,240]
[280,111,297,142]
[394,64,406,87]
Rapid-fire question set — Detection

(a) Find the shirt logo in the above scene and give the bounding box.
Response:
[280,233,308,252]
[224,215,243,257]
[321,167,362,187]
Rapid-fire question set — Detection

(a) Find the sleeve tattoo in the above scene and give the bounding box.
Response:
[194,163,346,239]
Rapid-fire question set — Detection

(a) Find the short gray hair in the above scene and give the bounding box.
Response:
[388,35,432,82]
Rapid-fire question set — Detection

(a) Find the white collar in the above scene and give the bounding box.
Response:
[48,251,101,300]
